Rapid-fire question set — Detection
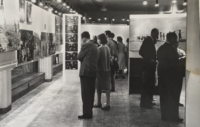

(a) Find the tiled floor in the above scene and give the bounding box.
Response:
[0,73,185,127]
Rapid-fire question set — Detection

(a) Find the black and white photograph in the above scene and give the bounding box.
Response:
[1,0,200,127]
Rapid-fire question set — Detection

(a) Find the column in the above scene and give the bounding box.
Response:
[0,69,12,114]
[39,57,53,81]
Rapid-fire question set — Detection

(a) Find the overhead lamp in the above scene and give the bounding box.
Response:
[66,3,70,8]
[143,0,147,5]
[57,0,62,3]
[127,18,129,21]
[55,10,58,14]
[122,17,125,21]
[31,0,36,3]
[98,18,101,21]
[104,16,107,20]
[89,17,91,20]
[44,4,48,9]
[39,1,43,6]
[62,0,66,6]
[183,0,187,5]
[172,0,177,3]
[58,12,62,15]
[155,0,159,7]
[48,7,53,12]
[83,16,85,19]
[112,17,115,21]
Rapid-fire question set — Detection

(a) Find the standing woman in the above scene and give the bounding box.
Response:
[117,36,126,79]
[93,33,111,110]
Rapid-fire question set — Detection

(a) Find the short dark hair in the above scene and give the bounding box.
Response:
[98,33,107,44]
[151,28,159,34]
[81,31,90,39]
[105,30,111,36]
[117,36,123,42]
[110,33,115,38]
[166,32,177,42]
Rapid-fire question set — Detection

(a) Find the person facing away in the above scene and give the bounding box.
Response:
[77,31,99,119]
[157,32,184,122]
[116,36,126,79]
[139,28,159,109]
[110,32,119,52]
[93,35,100,47]
[93,33,111,111]
[105,30,118,92]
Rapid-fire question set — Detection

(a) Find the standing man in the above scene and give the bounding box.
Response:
[78,31,99,119]
[157,32,184,122]
[105,30,118,92]
[139,28,159,109]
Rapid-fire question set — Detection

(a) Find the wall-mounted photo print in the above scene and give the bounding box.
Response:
[41,32,47,57]
[66,61,78,69]
[17,30,34,64]
[19,0,25,23]
[65,52,77,60]
[65,43,77,51]
[65,33,77,43]
[33,32,41,60]
[65,16,78,25]
[48,33,56,55]
[65,25,78,33]
[26,2,32,24]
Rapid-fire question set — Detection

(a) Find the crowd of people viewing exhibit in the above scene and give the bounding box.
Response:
[77,28,185,123]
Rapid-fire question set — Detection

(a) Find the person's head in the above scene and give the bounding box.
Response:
[81,31,90,43]
[167,32,178,45]
[126,38,129,43]
[117,36,123,42]
[151,28,159,40]
[98,33,107,45]
[110,33,115,39]
[105,30,111,38]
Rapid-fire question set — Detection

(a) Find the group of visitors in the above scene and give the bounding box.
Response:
[77,31,128,119]
[139,28,186,123]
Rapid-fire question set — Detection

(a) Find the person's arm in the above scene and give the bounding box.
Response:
[77,43,89,62]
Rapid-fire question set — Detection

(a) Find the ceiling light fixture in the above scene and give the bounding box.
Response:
[31,0,36,3]
[172,0,177,3]
[66,3,70,8]
[89,17,91,20]
[112,17,115,21]
[57,0,62,3]
[55,10,58,14]
[48,7,53,12]
[104,16,107,20]
[155,0,159,7]
[39,0,43,6]
[98,18,101,21]
[122,17,125,21]
[101,5,107,12]
[143,0,147,5]
[62,0,66,6]
[183,0,187,5]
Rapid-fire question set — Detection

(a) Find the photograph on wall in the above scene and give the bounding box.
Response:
[66,61,78,69]
[0,0,20,53]
[65,52,77,60]
[65,42,77,51]
[26,2,32,24]
[33,32,41,60]
[41,32,47,57]
[55,16,61,33]
[129,16,186,52]
[65,25,78,33]
[48,33,56,55]
[17,30,34,64]
[65,16,78,25]
[65,33,77,43]
[19,0,25,23]
[55,33,60,44]
[60,33,63,44]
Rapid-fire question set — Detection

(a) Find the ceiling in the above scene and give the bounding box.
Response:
[42,0,187,23]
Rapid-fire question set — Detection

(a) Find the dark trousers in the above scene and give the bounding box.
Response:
[159,76,182,120]
[110,65,115,91]
[140,65,156,108]
[80,76,96,116]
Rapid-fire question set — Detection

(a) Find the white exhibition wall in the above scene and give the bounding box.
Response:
[81,24,129,44]
[129,14,186,58]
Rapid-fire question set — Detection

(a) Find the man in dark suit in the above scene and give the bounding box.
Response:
[157,32,184,122]
[139,28,159,109]
[78,31,99,119]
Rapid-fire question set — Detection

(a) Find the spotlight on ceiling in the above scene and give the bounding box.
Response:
[98,18,101,21]
[143,0,147,5]
[127,19,129,22]
[104,16,107,20]
[48,7,53,12]
[57,0,62,3]
[89,17,91,20]
[112,17,115,21]
[155,0,159,7]
[101,5,107,12]
[31,0,36,3]
[55,10,58,14]
[39,2,43,7]
[62,0,66,6]
[172,0,177,3]
[183,0,187,5]
[122,17,125,21]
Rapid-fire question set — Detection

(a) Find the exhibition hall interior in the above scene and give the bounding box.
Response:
[0,0,200,127]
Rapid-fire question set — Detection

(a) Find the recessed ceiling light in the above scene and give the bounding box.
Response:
[143,0,147,5]
[57,0,62,3]
[172,0,177,3]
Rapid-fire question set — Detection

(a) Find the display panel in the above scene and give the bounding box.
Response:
[33,32,41,60]
[19,0,25,23]
[65,15,79,70]
[26,2,32,24]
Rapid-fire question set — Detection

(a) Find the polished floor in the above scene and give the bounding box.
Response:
[0,73,185,127]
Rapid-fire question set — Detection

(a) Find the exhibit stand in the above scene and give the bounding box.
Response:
[62,14,81,82]
[0,51,17,114]
[129,14,186,94]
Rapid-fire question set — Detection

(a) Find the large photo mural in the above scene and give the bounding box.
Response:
[0,0,20,53]
[129,15,186,57]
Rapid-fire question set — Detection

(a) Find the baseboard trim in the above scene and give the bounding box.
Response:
[0,105,11,114]
[45,78,52,82]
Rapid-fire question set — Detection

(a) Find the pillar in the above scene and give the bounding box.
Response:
[39,57,53,81]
